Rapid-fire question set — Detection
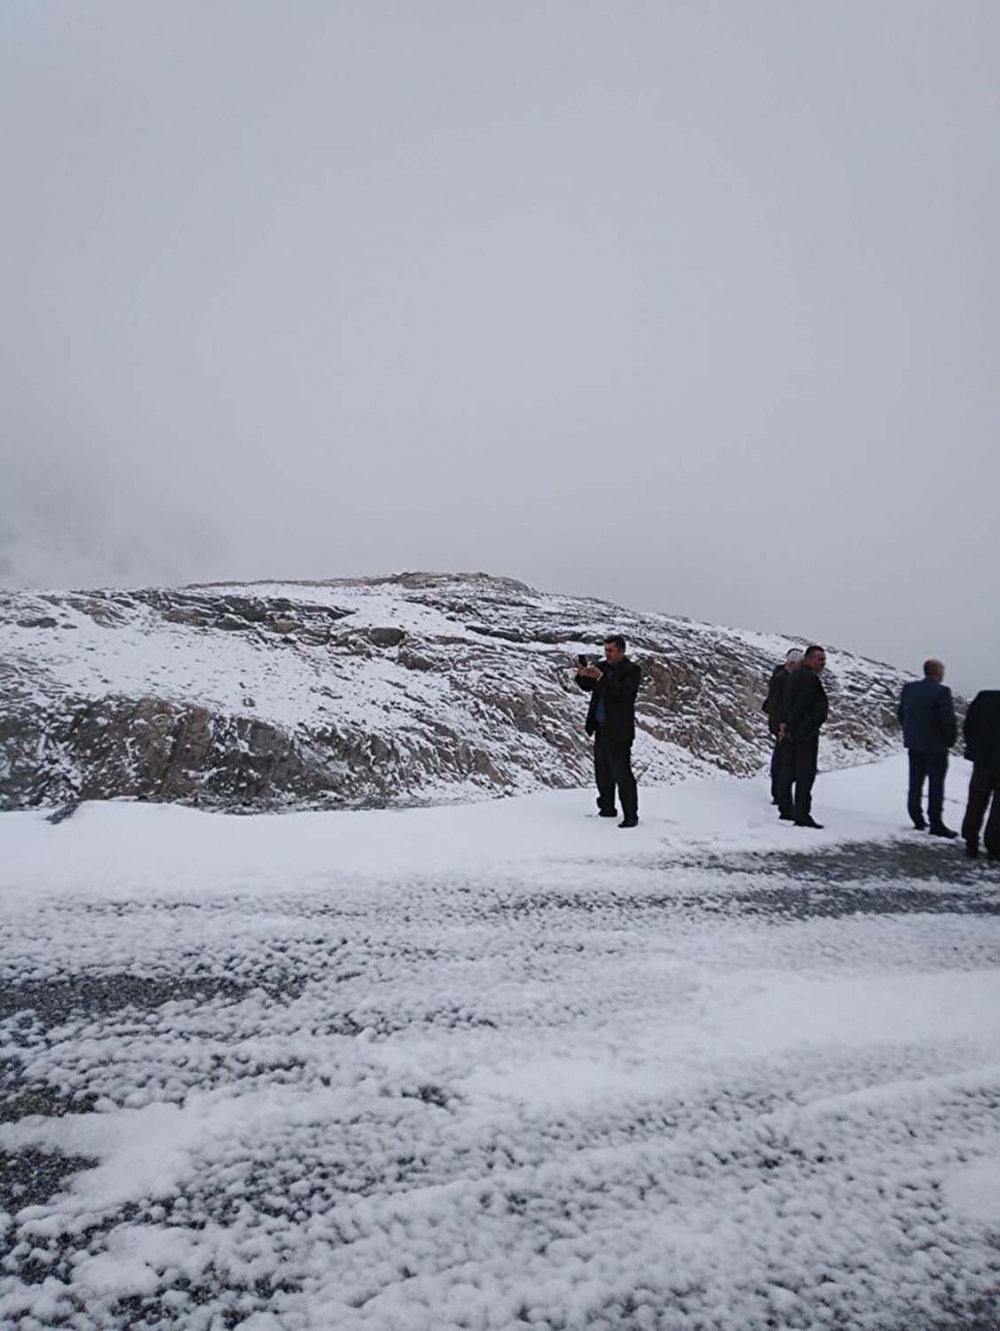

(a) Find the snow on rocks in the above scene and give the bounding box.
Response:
[1,572,910,812]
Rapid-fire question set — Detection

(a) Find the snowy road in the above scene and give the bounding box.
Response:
[2,759,1000,1330]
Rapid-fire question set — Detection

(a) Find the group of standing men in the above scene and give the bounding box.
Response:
[574,634,834,832]
[764,651,1000,859]
[762,645,829,828]
[572,633,1000,860]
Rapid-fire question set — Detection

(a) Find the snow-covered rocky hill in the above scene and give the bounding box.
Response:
[1,572,910,811]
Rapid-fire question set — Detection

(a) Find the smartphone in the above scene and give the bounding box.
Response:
[577,654,589,667]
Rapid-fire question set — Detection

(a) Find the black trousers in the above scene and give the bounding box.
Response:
[594,730,638,821]
[907,750,948,828]
[777,736,819,822]
[769,737,784,801]
[961,764,1000,854]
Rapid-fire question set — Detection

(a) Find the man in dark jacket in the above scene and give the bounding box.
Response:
[898,659,958,836]
[762,649,803,803]
[576,635,641,828]
[776,644,828,829]
[960,690,1000,860]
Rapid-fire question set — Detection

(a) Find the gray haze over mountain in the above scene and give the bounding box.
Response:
[2,2,998,695]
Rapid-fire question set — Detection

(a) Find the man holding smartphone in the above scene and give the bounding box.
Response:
[575,635,642,827]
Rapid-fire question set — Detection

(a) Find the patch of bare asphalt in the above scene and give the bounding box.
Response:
[0,1146,98,1215]
[689,835,995,886]
[0,972,293,1026]
[667,837,1000,919]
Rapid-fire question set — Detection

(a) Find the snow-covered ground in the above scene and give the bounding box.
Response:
[2,756,999,1329]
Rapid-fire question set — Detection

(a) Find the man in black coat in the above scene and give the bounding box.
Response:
[897,659,958,836]
[762,649,803,803]
[776,644,829,829]
[960,690,1000,860]
[576,634,641,828]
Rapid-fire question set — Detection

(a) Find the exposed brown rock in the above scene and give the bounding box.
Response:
[367,627,406,648]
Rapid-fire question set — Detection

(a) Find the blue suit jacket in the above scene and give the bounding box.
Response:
[898,679,958,754]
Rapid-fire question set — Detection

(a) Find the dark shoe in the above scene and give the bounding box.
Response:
[987,850,1000,862]
[928,825,958,839]
[598,809,618,818]
[794,817,824,829]
[778,811,794,822]
[618,818,638,829]
[911,821,927,831]
[965,842,979,859]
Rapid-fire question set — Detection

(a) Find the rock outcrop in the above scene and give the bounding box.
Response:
[0,572,910,811]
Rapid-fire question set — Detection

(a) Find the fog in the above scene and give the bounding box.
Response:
[2,2,997,694]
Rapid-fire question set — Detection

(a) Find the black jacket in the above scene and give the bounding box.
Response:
[577,658,641,744]
[763,664,793,737]
[963,691,1000,775]
[781,664,829,742]
[897,678,958,754]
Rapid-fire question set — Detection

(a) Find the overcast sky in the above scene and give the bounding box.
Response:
[2,2,997,693]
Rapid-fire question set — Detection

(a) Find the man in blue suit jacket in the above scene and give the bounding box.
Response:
[898,659,958,836]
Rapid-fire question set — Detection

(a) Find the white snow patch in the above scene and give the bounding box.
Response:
[944,1160,1000,1223]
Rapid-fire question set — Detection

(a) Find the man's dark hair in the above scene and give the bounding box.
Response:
[604,634,627,652]
[803,644,825,660]
[923,658,944,679]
